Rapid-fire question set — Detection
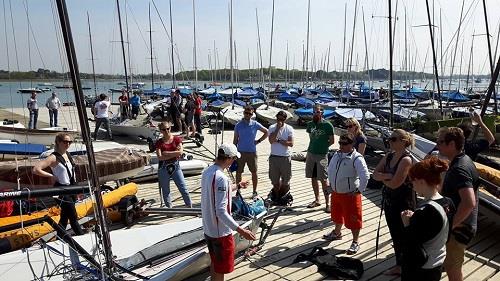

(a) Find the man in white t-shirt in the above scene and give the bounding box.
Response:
[201,143,256,281]
[93,94,113,141]
[268,110,294,203]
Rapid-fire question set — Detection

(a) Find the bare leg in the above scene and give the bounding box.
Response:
[320,179,329,206]
[334,224,342,235]
[446,267,463,281]
[210,264,224,281]
[251,171,258,193]
[312,178,320,203]
[352,229,360,243]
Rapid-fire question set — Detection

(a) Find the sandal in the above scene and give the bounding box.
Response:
[307,201,321,208]
[324,204,331,213]
[323,231,342,241]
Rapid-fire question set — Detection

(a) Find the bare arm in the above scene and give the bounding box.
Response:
[156,143,183,161]
[357,143,366,156]
[452,187,476,229]
[233,130,239,146]
[281,135,294,147]
[32,155,57,180]
[372,155,391,181]
[257,127,269,143]
[383,157,412,189]
[477,116,496,145]
[328,135,335,146]
[268,126,279,144]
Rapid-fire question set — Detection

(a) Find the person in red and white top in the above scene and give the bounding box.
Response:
[155,122,192,208]
[201,143,256,280]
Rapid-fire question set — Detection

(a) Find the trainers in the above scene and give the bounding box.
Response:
[346,242,360,255]
[323,231,342,241]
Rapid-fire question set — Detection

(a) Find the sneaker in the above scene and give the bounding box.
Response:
[322,231,342,241]
[252,191,258,200]
[346,242,360,255]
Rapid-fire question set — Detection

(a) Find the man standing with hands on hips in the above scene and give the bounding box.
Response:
[305,105,335,212]
[201,143,256,281]
[233,106,269,199]
[268,110,294,204]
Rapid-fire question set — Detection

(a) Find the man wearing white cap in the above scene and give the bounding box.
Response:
[201,143,256,281]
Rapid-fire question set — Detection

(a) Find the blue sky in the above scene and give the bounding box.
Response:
[1,0,500,76]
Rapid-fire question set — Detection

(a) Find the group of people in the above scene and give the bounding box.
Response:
[26,91,62,129]
[167,89,203,138]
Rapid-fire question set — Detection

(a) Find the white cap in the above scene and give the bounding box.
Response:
[218,143,241,158]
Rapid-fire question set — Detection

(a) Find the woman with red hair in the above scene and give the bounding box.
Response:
[400,157,455,281]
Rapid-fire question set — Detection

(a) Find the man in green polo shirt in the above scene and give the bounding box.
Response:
[306,105,335,212]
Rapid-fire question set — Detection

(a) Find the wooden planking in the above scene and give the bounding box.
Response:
[129,126,500,281]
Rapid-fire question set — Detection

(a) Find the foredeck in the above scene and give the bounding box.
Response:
[132,124,500,281]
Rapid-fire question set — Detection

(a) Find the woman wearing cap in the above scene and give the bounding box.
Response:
[155,121,192,208]
[372,129,416,276]
[344,118,367,156]
[201,143,256,281]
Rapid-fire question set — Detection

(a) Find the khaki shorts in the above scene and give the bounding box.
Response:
[269,155,292,185]
[237,152,257,173]
[443,234,467,270]
[305,152,328,180]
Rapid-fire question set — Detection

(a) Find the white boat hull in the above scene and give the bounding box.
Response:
[255,104,293,125]
[0,125,78,146]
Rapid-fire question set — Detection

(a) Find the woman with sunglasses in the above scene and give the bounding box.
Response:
[33,133,84,236]
[156,122,192,208]
[372,129,416,276]
[400,157,455,281]
[344,118,367,156]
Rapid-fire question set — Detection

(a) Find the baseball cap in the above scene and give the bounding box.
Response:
[218,143,241,158]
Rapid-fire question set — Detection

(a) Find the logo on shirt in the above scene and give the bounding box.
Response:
[309,127,326,138]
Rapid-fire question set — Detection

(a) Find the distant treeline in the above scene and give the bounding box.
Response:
[0,68,489,82]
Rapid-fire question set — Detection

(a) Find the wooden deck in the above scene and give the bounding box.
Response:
[130,126,500,281]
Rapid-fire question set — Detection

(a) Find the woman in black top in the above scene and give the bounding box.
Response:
[372,129,416,276]
[401,157,455,281]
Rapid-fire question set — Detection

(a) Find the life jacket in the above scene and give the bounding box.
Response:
[52,151,76,186]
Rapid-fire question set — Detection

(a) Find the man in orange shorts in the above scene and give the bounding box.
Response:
[323,133,370,254]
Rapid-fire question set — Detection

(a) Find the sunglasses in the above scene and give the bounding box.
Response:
[160,128,171,132]
[244,111,253,115]
[346,125,354,128]
[314,111,323,114]
[61,140,73,145]
[388,137,399,142]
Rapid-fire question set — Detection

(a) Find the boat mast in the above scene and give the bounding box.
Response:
[115,0,130,99]
[268,0,275,89]
[362,7,371,90]
[341,3,347,88]
[193,0,198,89]
[388,0,394,127]
[86,12,98,98]
[229,0,234,109]
[465,35,474,90]
[348,0,358,89]
[425,0,443,117]
[448,0,465,91]
[55,0,115,274]
[255,8,264,87]
[481,0,498,114]
[304,0,310,88]
[169,0,176,88]
[148,2,154,92]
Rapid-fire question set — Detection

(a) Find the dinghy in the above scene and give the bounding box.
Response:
[294,107,335,121]
[18,88,42,94]
[0,142,47,160]
[108,115,158,141]
[0,122,78,146]
[255,104,293,125]
[130,154,208,182]
[222,104,255,126]
[0,147,149,189]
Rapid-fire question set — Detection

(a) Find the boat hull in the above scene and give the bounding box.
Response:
[0,126,78,146]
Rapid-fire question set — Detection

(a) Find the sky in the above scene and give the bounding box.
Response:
[1,0,500,76]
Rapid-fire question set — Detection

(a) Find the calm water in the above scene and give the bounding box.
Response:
[0,79,492,108]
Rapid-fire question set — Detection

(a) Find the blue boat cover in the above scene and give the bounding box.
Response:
[234,99,247,107]
[442,90,470,102]
[294,107,335,119]
[0,143,47,155]
[143,87,171,96]
[295,97,315,108]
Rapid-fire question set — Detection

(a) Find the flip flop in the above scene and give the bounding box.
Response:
[307,201,321,208]
[323,231,342,241]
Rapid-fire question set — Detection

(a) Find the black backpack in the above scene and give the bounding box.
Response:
[294,247,364,280]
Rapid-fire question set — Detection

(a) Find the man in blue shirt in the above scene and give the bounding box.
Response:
[233,106,269,198]
[130,92,141,119]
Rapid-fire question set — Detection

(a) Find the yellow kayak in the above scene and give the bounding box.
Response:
[0,183,138,252]
[475,162,500,187]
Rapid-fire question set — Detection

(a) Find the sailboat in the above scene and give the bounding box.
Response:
[0,1,268,280]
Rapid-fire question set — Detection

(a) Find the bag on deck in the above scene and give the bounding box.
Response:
[232,190,251,218]
[294,247,364,280]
